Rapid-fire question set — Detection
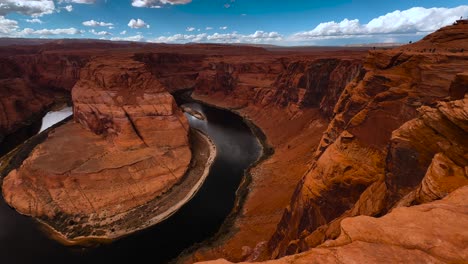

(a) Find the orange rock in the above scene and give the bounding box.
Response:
[2,56,191,244]
[184,54,365,262]
[266,22,468,259]
[197,185,468,264]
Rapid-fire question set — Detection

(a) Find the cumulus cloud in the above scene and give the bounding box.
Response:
[132,0,191,8]
[128,18,150,29]
[219,26,228,30]
[291,6,468,41]
[26,18,43,24]
[205,27,213,30]
[0,0,55,17]
[0,16,19,35]
[110,34,145,42]
[120,30,127,35]
[20,27,84,35]
[149,30,282,44]
[186,27,195,32]
[82,20,113,27]
[89,29,111,36]
[64,5,73,12]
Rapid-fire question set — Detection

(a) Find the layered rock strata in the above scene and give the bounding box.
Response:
[2,57,194,244]
[183,55,364,262]
[264,22,468,260]
[199,185,468,264]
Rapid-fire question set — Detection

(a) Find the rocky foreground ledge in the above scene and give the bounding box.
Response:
[2,56,216,245]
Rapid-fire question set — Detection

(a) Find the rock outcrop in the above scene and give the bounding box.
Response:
[198,185,468,264]
[2,56,192,244]
[265,22,468,259]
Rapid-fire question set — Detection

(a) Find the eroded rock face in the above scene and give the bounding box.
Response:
[73,56,189,149]
[2,56,191,243]
[198,185,468,264]
[183,53,365,262]
[265,22,468,259]
[192,57,362,120]
[0,78,53,140]
[387,98,468,206]
[0,52,88,147]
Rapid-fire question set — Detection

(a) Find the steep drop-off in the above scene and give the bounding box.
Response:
[182,53,364,262]
[0,50,89,151]
[255,22,468,261]
[2,56,192,244]
[200,184,468,264]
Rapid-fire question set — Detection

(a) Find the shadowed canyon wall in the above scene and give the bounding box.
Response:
[2,22,466,264]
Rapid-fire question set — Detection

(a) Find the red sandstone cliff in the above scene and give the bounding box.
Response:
[182,52,365,262]
[200,185,468,264]
[0,50,89,145]
[262,22,468,260]
[2,56,191,244]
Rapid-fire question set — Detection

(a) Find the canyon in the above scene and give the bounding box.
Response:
[0,21,466,263]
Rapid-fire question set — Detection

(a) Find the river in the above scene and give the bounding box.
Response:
[0,97,262,263]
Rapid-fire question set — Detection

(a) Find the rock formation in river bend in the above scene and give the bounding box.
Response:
[2,56,191,243]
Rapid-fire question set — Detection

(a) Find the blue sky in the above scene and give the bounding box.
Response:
[1,0,467,45]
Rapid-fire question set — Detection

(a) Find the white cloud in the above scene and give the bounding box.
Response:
[186,27,195,32]
[224,3,230,8]
[82,20,113,27]
[0,16,18,35]
[291,6,468,42]
[128,18,150,29]
[64,5,73,12]
[89,29,111,36]
[120,30,127,35]
[20,27,84,36]
[131,0,191,8]
[219,26,228,30]
[59,0,96,4]
[0,0,55,17]
[205,27,213,30]
[110,34,145,42]
[26,18,43,24]
[150,30,282,44]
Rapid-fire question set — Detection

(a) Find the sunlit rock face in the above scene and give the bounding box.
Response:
[2,56,191,243]
[197,185,468,264]
[265,22,468,260]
